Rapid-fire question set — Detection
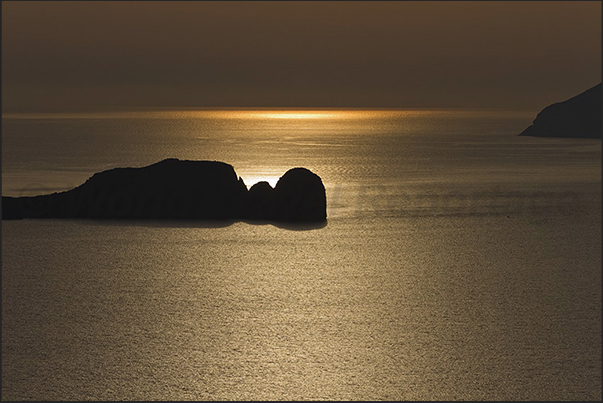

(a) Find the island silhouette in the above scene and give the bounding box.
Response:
[519,83,601,138]
[1,159,327,223]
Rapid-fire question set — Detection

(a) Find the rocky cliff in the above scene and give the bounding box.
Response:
[519,83,601,138]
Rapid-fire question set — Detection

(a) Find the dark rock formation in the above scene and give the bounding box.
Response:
[2,159,327,224]
[246,181,275,220]
[272,168,327,222]
[519,83,601,138]
[243,168,327,222]
[1,159,247,220]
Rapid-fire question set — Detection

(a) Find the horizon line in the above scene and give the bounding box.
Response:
[2,105,539,117]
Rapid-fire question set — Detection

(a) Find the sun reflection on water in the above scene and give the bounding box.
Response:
[240,175,280,189]
[2,109,422,120]
[1,108,526,121]
[242,111,341,120]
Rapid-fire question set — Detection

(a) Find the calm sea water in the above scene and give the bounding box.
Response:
[2,109,601,400]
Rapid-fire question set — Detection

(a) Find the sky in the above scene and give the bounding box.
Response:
[2,1,601,112]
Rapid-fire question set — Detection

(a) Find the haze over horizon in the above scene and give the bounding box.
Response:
[2,1,601,113]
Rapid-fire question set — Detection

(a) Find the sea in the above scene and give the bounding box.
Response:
[2,109,601,400]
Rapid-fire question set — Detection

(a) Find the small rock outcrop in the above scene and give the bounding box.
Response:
[2,159,327,224]
[519,83,601,138]
[246,181,275,220]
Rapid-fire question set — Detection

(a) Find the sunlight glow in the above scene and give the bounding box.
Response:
[1,108,532,121]
[241,175,280,189]
[250,111,340,119]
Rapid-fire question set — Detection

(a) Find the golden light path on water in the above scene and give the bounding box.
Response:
[1,108,533,194]
[2,108,476,120]
[213,110,363,188]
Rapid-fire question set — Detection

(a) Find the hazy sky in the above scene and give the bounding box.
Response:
[2,1,601,112]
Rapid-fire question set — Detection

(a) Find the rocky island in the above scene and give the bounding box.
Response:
[1,159,327,223]
[519,83,601,138]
